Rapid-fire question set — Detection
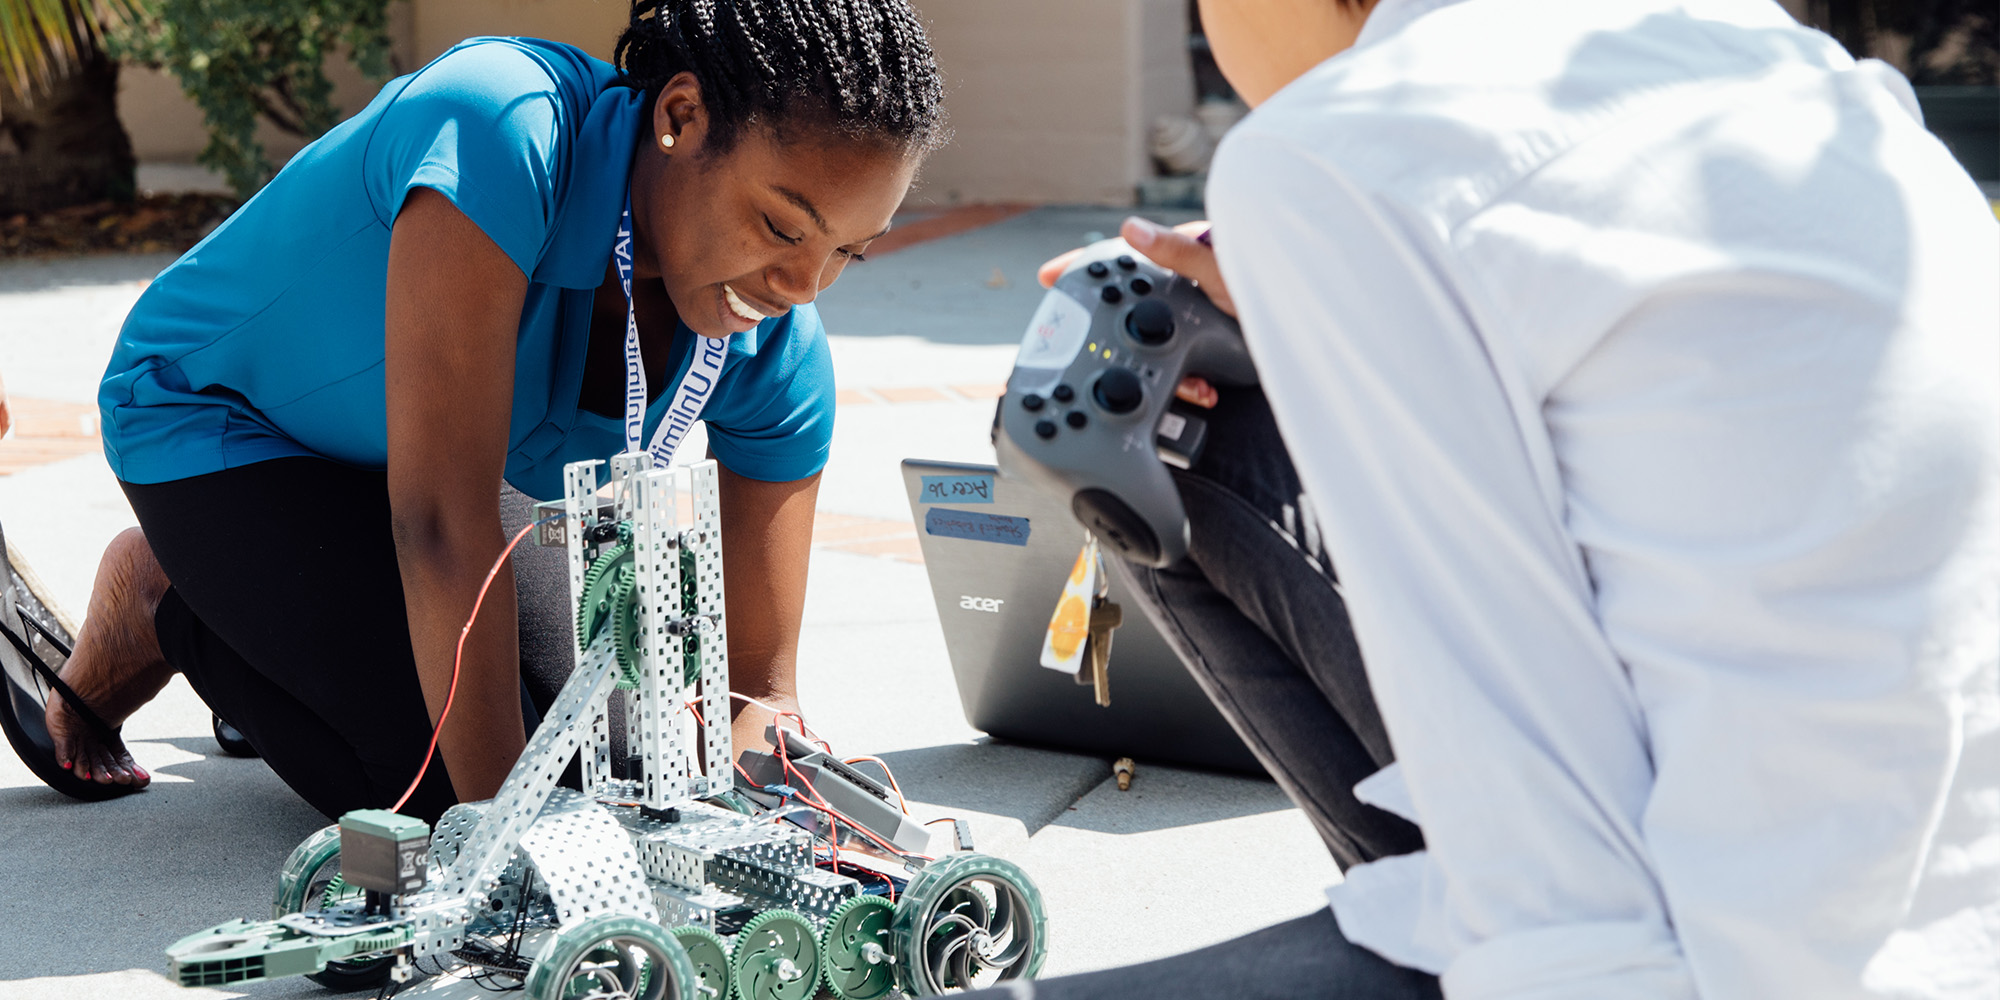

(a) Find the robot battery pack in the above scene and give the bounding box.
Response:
[337,809,431,895]
[737,727,932,856]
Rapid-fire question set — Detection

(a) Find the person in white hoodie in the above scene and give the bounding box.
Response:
[997,1,1998,997]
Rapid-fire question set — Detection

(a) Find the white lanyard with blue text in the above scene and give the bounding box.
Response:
[615,197,731,468]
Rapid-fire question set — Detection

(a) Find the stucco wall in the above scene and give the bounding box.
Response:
[412,0,627,62]
[119,0,1194,206]
[905,0,1193,206]
[120,2,417,169]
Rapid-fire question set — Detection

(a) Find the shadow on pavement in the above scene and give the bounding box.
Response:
[0,736,326,983]
[881,737,1288,838]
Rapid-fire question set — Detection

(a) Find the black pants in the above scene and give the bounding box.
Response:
[124,458,554,824]
[968,389,1438,998]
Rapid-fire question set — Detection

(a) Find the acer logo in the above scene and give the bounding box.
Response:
[959,595,1006,613]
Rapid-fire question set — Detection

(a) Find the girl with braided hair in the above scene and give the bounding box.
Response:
[1,0,945,821]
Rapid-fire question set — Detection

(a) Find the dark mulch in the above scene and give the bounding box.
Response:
[1,193,239,258]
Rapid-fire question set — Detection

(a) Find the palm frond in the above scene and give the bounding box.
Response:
[0,0,146,99]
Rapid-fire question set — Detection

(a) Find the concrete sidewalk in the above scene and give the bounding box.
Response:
[0,207,1340,998]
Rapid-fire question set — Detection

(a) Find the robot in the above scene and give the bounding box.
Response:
[163,454,1048,1000]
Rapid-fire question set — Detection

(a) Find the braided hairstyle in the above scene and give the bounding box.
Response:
[615,0,947,156]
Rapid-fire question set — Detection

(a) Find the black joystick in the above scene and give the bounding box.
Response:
[1093,368,1144,414]
[997,237,1258,568]
[1124,299,1175,346]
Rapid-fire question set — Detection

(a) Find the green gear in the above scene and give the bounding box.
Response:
[730,909,819,1000]
[819,896,897,1000]
[577,525,644,688]
[577,523,705,689]
[891,853,1047,996]
[680,544,703,687]
[318,873,362,911]
[576,527,634,648]
[607,569,644,683]
[670,924,732,1000]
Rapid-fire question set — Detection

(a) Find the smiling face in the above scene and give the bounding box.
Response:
[629,73,921,339]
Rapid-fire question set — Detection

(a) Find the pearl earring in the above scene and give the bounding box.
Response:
[660,133,676,150]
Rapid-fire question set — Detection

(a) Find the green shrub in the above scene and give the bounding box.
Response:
[108,0,392,197]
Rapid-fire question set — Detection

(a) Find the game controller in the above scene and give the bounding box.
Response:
[994,238,1257,568]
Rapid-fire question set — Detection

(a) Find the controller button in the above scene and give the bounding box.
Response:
[1100,285,1123,304]
[1093,368,1145,415]
[1115,254,1138,271]
[1086,261,1110,279]
[1125,299,1176,346]
[1021,393,1045,412]
[1052,384,1075,403]
[1066,411,1088,429]
[1034,419,1058,439]
[1129,277,1153,295]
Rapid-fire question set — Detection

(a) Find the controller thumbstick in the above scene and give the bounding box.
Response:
[1125,299,1175,346]
[1093,368,1145,415]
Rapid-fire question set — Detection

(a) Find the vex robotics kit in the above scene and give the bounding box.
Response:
[161,455,1049,1000]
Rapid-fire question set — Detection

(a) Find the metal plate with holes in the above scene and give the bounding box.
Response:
[517,789,659,926]
[634,466,690,807]
[651,881,749,929]
[430,802,488,870]
[687,461,733,784]
[437,640,622,902]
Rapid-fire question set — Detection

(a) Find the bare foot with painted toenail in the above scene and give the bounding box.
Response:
[45,527,177,787]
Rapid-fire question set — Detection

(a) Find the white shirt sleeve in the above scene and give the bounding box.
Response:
[1206,120,1999,999]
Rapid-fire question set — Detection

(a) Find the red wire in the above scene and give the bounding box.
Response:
[390,519,542,814]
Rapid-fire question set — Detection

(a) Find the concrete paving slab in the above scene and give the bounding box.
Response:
[0,451,139,617]
[0,253,172,407]
[817,396,998,524]
[813,207,1200,347]
[1017,765,1341,979]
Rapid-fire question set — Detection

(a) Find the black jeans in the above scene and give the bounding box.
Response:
[124,458,549,824]
[969,388,1437,999]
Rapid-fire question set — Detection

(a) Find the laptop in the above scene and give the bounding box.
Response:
[901,459,1261,774]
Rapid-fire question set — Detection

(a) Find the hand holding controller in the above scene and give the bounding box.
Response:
[995,237,1257,568]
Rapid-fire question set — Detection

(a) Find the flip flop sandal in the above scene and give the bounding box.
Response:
[0,527,138,801]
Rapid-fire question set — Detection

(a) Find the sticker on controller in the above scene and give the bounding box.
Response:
[1010,288,1092,395]
[924,509,1031,546]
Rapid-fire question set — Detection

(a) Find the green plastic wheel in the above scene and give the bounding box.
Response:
[670,924,732,1000]
[526,914,696,1000]
[271,824,395,990]
[891,854,1047,996]
[729,909,819,1000]
[820,896,897,1000]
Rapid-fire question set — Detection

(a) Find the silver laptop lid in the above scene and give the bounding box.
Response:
[900,459,1258,773]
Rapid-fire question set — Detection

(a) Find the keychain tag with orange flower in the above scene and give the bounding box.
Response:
[1041,536,1103,675]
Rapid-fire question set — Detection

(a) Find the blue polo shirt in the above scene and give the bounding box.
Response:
[99,37,835,500]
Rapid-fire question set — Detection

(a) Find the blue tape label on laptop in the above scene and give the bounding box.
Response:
[925,508,1030,546]
[918,474,995,505]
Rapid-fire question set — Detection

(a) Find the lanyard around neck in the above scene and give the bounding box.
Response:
[616,197,730,468]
